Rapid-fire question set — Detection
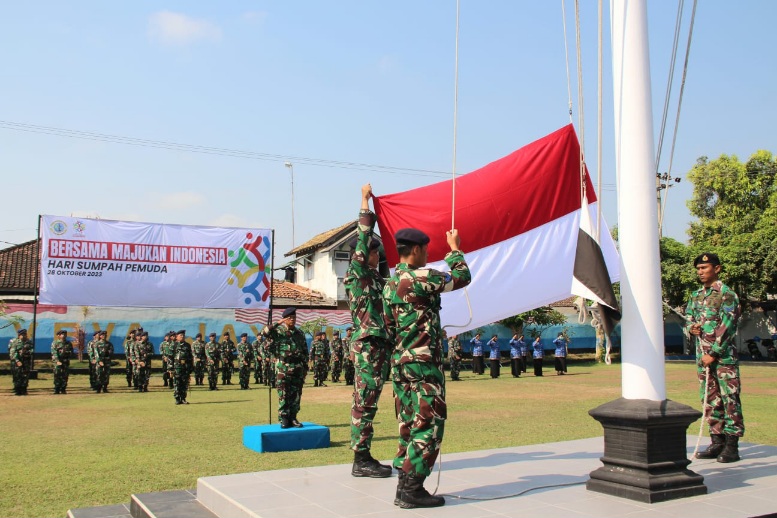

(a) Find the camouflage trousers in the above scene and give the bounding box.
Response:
[391,360,446,477]
[239,363,251,388]
[697,362,745,437]
[207,362,219,388]
[53,363,70,391]
[263,359,275,387]
[221,361,233,384]
[12,364,30,393]
[89,361,97,389]
[331,357,343,382]
[135,365,150,389]
[343,358,355,385]
[275,361,305,420]
[253,360,263,383]
[193,361,206,383]
[313,360,328,384]
[448,358,461,380]
[351,337,390,451]
[96,363,111,389]
[126,359,134,386]
[173,369,190,402]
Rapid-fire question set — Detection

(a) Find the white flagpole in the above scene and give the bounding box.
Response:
[611,0,666,401]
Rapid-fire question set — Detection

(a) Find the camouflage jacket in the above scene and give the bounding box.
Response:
[447,337,462,361]
[330,338,344,360]
[171,341,193,372]
[220,339,236,363]
[134,340,154,365]
[9,338,33,364]
[51,339,73,364]
[685,280,741,364]
[251,339,264,360]
[383,250,471,364]
[95,340,114,363]
[123,339,136,361]
[237,341,253,365]
[262,323,307,366]
[205,340,221,365]
[309,339,329,362]
[159,341,173,362]
[344,209,388,342]
[87,340,97,362]
[192,340,207,363]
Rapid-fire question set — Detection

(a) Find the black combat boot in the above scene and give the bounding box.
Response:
[290,414,303,428]
[352,450,392,478]
[394,470,406,506]
[717,435,741,463]
[280,417,292,429]
[397,474,445,509]
[696,433,725,459]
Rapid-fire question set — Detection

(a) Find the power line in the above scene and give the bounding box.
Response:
[0,120,451,179]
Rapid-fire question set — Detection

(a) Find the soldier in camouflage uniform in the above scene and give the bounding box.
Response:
[205,332,221,390]
[94,330,114,393]
[171,330,193,404]
[220,332,236,385]
[309,331,330,387]
[191,333,207,386]
[344,184,393,478]
[342,327,355,385]
[383,226,471,508]
[237,333,253,390]
[123,330,136,387]
[9,329,34,396]
[330,330,344,383]
[685,252,744,463]
[263,338,276,387]
[133,331,153,392]
[159,332,172,388]
[87,330,99,390]
[51,330,74,394]
[262,307,307,428]
[251,334,264,384]
[447,334,463,381]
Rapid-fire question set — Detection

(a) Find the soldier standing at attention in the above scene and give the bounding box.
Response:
[342,327,355,385]
[123,330,136,388]
[686,253,744,463]
[191,333,207,386]
[263,337,275,387]
[205,332,221,390]
[251,333,264,385]
[330,330,344,383]
[9,329,34,396]
[509,333,522,378]
[159,332,172,388]
[344,184,393,478]
[220,332,235,385]
[171,330,193,404]
[237,333,253,390]
[447,334,463,381]
[51,330,74,394]
[134,331,153,392]
[262,307,307,428]
[383,226,471,508]
[87,330,99,391]
[309,331,329,387]
[95,330,114,393]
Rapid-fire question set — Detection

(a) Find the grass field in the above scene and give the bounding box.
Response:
[1,359,774,517]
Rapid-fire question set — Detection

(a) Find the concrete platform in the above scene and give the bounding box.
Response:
[197,436,777,518]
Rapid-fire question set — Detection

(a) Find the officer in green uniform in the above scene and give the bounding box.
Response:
[383,226,471,508]
[447,334,463,381]
[191,333,207,386]
[133,331,153,392]
[342,327,355,385]
[205,332,221,390]
[220,332,235,385]
[123,330,136,387]
[251,334,264,385]
[9,329,34,396]
[95,330,114,393]
[51,330,74,394]
[685,252,744,463]
[171,330,193,404]
[159,332,172,388]
[87,330,99,390]
[309,331,330,387]
[330,330,344,383]
[237,333,253,389]
[262,307,308,428]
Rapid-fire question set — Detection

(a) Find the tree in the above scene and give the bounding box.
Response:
[499,307,567,339]
[686,151,777,302]
[659,237,697,311]
[298,317,328,339]
[0,301,24,330]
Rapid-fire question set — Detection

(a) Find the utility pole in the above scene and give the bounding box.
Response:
[656,172,681,236]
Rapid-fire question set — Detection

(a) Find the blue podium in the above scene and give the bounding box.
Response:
[243,423,330,453]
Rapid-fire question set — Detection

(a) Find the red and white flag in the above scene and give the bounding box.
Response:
[373,124,619,333]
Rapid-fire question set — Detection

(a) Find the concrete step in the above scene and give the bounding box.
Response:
[67,489,216,518]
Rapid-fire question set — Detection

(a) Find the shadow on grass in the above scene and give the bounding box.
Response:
[189,399,253,405]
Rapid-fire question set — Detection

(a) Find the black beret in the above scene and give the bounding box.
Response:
[99,330,107,335]
[395,228,430,246]
[333,330,340,336]
[282,307,297,318]
[17,329,27,335]
[209,332,217,337]
[142,332,149,338]
[348,236,381,251]
[169,330,176,336]
[223,332,230,337]
[177,330,186,335]
[694,253,721,267]
[57,330,67,335]
[240,333,248,338]
[195,333,202,338]
[94,330,101,336]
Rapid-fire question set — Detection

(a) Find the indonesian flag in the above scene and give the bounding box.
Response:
[373,124,619,333]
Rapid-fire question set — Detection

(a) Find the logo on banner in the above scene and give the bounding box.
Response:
[227,232,272,306]
[73,220,86,236]
[50,220,67,235]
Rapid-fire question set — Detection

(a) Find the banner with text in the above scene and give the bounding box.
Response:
[40,216,272,309]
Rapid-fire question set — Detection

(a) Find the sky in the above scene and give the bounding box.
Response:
[1,1,775,267]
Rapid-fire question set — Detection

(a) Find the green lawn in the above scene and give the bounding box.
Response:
[1,360,774,517]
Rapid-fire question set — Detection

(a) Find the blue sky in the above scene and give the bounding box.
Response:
[2,1,775,263]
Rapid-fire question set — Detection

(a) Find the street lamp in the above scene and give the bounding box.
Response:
[285,162,296,248]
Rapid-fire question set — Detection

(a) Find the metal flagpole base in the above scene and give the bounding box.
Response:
[587,398,707,503]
